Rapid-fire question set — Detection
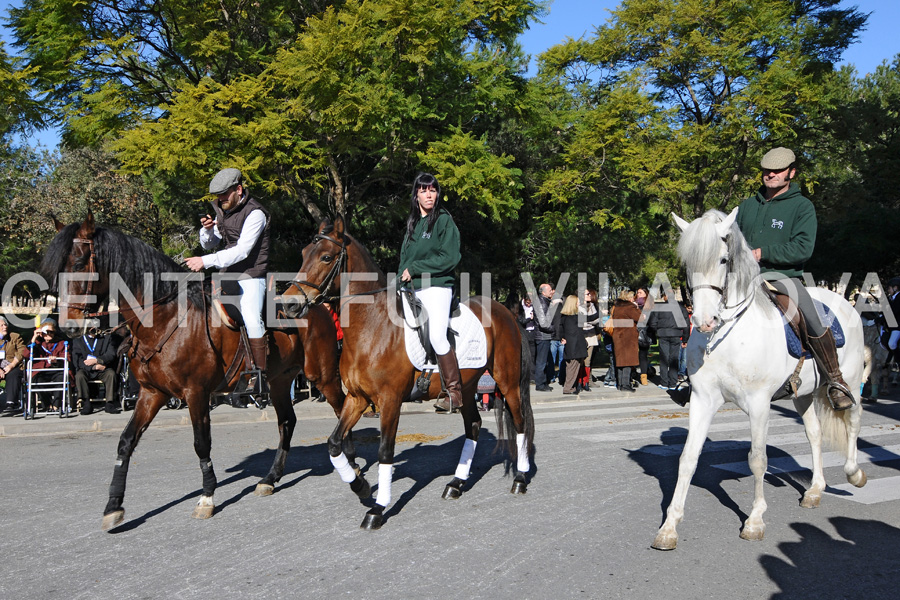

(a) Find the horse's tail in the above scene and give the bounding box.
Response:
[862,344,873,387]
[814,398,852,456]
[496,323,535,462]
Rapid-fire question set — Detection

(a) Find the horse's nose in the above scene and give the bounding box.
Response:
[693,315,717,333]
[280,293,306,318]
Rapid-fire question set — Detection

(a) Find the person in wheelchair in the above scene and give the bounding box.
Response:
[1,316,26,413]
[72,325,122,415]
[29,318,70,412]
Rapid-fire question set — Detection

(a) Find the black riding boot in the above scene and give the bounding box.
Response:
[806,329,855,411]
[433,350,463,412]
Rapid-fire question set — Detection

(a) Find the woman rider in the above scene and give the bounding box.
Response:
[398,173,462,412]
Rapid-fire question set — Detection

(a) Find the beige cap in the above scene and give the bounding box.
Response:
[760,147,796,170]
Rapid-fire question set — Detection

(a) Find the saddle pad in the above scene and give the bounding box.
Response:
[402,300,487,371]
[784,300,845,359]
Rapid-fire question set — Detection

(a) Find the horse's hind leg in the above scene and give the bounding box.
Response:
[844,403,866,488]
[102,389,168,531]
[652,393,722,550]
[255,376,296,496]
[739,401,770,541]
[794,394,826,508]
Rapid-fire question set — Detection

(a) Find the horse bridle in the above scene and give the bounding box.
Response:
[687,234,756,348]
[288,232,348,309]
[56,237,98,315]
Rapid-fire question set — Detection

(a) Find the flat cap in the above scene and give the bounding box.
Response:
[760,147,796,170]
[209,168,243,195]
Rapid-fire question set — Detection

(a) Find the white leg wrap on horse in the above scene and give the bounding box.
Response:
[516,433,530,473]
[455,439,477,480]
[330,452,357,483]
[375,463,393,507]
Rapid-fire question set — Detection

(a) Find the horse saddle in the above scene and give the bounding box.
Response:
[398,289,487,371]
[763,284,845,359]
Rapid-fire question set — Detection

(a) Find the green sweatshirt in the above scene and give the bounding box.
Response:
[736,183,816,278]
[398,209,461,289]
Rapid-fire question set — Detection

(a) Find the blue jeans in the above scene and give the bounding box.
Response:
[550,340,564,383]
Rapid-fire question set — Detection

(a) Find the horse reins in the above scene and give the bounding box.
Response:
[687,234,757,353]
[288,233,388,312]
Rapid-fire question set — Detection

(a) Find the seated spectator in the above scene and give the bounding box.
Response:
[73,326,122,415]
[1,316,26,413]
[29,318,70,411]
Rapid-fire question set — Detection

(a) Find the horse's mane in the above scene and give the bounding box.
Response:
[678,209,761,298]
[41,223,206,308]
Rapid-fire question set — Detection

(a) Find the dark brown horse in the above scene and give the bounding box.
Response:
[41,213,348,531]
[282,216,534,530]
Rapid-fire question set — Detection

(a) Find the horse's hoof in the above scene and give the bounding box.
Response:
[651,533,677,551]
[800,493,821,509]
[360,507,384,531]
[350,475,371,500]
[848,469,867,488]
[254,483,275,496]
[101,510,124,532]
[442,483,462,500]
[510,478,527,495]
[739,525,765,541]
[191,496,215,519]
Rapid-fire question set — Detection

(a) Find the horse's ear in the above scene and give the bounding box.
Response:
[79,210,96,237]
[716,207,739,238]
[334,214,345,238]
[317,218,331,235]
[51,213,66,232]
[672,213,690,232]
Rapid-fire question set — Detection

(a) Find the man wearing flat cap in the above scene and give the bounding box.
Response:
[736,147,855,410]
[186,168,271,395]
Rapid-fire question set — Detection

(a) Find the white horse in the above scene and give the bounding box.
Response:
[652,208,867,551]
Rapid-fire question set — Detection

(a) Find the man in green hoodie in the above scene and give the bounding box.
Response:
[736,147,854,410]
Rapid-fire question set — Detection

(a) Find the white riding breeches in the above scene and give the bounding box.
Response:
[239,277,266,339]
[414,286,453,356]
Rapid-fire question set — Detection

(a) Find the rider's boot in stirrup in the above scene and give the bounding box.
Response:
[806,328,854,411]
[433,350,463,413]
[248,335,269,396]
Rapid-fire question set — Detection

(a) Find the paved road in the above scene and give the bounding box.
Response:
[1,383,899,599]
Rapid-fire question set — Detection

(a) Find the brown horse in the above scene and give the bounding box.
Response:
[41,213,348,531]
[282,216,534,530]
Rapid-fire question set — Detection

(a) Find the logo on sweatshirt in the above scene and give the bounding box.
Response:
[771,219,784,229]
[421,231,432,239]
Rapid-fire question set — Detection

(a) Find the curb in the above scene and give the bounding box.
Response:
[0,383,676,438]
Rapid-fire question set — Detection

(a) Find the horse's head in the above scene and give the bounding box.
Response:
[673,207,756,333]
[47,212,109,337]
[282,216,349,318]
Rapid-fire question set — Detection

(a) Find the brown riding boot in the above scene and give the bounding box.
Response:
[433,350,463,413]
[248,336,269,395]
[806,329,854,411]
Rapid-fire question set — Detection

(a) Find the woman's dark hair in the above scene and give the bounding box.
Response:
[405,172,443,241]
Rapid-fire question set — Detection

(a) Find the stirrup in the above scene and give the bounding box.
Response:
[826,382,855,411]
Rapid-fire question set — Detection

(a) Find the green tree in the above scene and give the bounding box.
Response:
[806,56,900,282]
[537,0,867,220]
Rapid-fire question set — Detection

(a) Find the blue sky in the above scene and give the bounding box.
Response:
[5,0,899,149]
[520,0,900,76]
